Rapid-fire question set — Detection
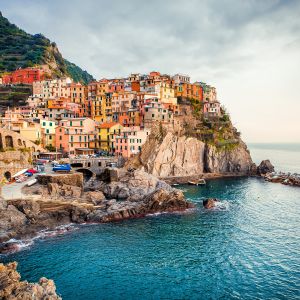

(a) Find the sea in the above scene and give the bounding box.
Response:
[1,143,300,299]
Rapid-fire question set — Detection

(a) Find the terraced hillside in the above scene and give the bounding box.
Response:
[0,11,94,84]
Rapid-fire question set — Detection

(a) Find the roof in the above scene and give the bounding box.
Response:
[99,122,119,129]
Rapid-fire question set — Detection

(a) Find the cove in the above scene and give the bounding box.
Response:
[2,177,300,299]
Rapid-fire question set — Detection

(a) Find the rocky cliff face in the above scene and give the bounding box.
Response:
[128,126,254,178]
[129,131,205,177]
[0,262,61,300]
[204,141,253,174]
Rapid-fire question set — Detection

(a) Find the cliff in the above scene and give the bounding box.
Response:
[0,262,61,299]
[128,123,254,178]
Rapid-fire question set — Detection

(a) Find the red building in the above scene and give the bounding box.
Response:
[2,67,45,84]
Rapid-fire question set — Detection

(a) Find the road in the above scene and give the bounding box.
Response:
[1,163,53,200]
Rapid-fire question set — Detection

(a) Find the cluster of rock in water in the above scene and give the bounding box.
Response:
[256,160,300,187]
[0,262,61,299]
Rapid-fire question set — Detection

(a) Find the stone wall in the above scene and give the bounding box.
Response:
[37,173,84,188]
[0,128,44,152]
[0,151,32,181]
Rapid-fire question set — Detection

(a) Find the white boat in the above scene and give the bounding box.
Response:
[12,169,28,178]
[188,179,206,186]
[27,179,37,187]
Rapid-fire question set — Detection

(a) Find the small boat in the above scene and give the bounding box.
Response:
[52,164,71,173]
[27,179,37,187]
[188,179,206,186]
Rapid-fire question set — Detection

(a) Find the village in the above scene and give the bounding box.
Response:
[0,66,222,159]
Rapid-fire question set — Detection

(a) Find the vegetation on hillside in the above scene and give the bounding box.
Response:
[0,12,94,84]
[65,59,94,84]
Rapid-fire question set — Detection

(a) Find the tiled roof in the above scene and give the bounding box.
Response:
[100,122,118,129]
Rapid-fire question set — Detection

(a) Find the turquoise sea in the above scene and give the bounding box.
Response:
[2,144,300,299]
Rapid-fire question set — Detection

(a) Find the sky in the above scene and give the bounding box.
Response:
[1,0,300,143]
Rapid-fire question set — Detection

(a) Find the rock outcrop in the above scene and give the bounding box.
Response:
[129,131,205,177]
[257,160,275,175]
[204,141,253,174]
[0,262,61,300]
[0,168,192,252]
[128,127,254,178]
[203,198,218,209]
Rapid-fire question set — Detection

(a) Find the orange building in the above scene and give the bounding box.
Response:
[70,83,87,104]
[175,83,203,102]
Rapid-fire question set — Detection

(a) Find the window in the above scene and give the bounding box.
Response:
[42,122,46,126]
[152,114,155,118]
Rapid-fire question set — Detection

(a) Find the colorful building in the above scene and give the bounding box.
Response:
[40,120,56,148]
[2,67,45,84]
[114,126,150,158]
[55,118,96,155]
[98,122,123,151]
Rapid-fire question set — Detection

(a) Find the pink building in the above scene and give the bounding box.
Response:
[203,100,221,117]
[55,118,96,155]
[113,126,150,158]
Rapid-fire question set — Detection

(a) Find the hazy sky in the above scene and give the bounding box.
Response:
[2,0,300,142]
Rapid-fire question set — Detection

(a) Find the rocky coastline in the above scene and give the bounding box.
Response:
[0,262,61,299]
[0,168,193,254]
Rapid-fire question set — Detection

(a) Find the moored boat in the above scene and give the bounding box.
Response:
[188,179,206,186]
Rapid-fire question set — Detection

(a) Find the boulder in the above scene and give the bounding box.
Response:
[203,198,218,209]
[257,160,275,175]
[84,191,106,205]
[143,189,191,212]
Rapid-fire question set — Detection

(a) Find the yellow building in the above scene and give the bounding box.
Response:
[40,120,56,147]
[89,79,110,122]
[19,122,42,144]
[156,82,177,105]
[98,122,123,151]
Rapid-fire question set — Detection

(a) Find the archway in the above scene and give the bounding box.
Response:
[71,162,83,168]
[4,171,11,181]
[17,139,22,146]
[76,168,94,181]
[5,135,13,148]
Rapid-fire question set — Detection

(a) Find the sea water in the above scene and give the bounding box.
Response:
[1,144,300,299]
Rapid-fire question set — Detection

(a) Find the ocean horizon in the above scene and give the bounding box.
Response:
[248,143,300,174]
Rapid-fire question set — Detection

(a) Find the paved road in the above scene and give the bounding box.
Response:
[1,163,53,200]
[1,178,32,200]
